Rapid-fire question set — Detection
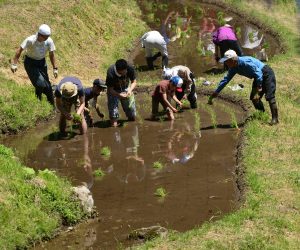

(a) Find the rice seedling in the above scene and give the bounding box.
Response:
[195,6,204,18]
[217,11,226,26]
[100,146,111,159]
[154,187,168,198]
[153,161,164,170]
[93,168,105,178]
[235,26,242,39]
[72,113,82,124]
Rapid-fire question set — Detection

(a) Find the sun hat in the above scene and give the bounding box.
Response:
[170,76,183,92]
[224,16,233,23]
[60,82,78,98]
[38,24,51,36]
[219,50,238,63]
[93,78,107,89]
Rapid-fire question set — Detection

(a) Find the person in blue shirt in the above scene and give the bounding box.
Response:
[84,78,107,127]
[208,50,278,125]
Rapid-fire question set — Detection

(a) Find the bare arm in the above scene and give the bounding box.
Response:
[12,47,23,64]
[172,94,182,106]
[49,51,57,69]
[127,79,137,95]
[94,96,104,118]
[162,93,177,112]
[77,96,86,115]
[108,87,122,98]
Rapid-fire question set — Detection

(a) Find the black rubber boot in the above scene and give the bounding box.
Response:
[152,52,161,61]
[162,55,168,68]
[146,57,154,70]
[252,99,265,112]
[269,99,279,125]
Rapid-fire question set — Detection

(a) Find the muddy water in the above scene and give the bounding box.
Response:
[131,1,280,77]
[1,93,245,249]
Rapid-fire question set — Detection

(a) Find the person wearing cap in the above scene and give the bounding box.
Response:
[208,50,278,125]
[54,76,87,135]
[162,65,197,109]
[151,76,183,121]
[83,78,107,127]
[212,17,243,64]
[140,30,169,70]
[11,24,58,105]
[106,59,137,127]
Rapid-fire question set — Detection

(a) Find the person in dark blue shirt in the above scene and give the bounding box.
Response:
[54,76,87,135]
[84,78,107,127]
[208,50,278,125]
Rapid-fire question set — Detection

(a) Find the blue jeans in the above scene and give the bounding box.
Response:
[107,91,136,119]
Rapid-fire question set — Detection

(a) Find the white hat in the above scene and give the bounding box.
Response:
[224,16,233,22]
[162,67,173,80]
[38,24,51,36]
[219,50,238,63]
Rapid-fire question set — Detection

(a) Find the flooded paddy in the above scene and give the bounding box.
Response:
[1,93,246,249]
[131,0,281,77]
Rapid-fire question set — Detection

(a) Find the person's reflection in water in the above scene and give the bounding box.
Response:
[117,125,146,184]
[82,133,94,189]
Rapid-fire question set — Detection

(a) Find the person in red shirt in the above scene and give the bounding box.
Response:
[151,76,183,121]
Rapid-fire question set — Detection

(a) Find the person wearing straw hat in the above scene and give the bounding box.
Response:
[208,50,278,125]
[11,24,58,105]
[212,17,243,63]
[54,76,87,135]
[83,78,107,127]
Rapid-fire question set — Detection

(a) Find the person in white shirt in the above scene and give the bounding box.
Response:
[140,30,168,70]
[11,24,58,105]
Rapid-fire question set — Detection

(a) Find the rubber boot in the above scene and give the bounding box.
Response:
[269,99,279,125]
[152,52,161,61]
[146,57,154,70]
[252,99,265,112]
[162,55,168,68]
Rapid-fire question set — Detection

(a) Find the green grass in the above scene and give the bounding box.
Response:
[0,145,86,249]
[93,168,105,178]
[0,74,53,133]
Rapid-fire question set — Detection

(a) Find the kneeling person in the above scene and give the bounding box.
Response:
[84,78,107,126]
[151,76,183,120]
[55,76,87,135]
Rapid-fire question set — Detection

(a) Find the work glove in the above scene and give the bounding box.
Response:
[53,68,58,78]
[11,64,18,73]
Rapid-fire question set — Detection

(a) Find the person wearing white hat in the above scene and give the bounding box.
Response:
[208,50,278,125]
[11,24,58,105]
[54,76,87,135]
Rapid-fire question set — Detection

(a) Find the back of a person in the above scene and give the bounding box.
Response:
[84,87,95,104]
[217,26,237,42]
[153,80,170,97]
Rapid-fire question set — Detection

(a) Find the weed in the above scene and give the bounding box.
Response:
[154,187,168,198]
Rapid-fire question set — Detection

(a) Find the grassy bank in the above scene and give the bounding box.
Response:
[135,0,300,249]
[0,145,87,249]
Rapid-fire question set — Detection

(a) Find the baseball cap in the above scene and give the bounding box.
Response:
[38,24,51,36]
[93,78,107,89]
[170,76,183,92]
[219,50,238,63]
[60,82,78,98]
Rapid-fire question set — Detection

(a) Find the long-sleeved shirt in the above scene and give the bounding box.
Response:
[215,56,265,93]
